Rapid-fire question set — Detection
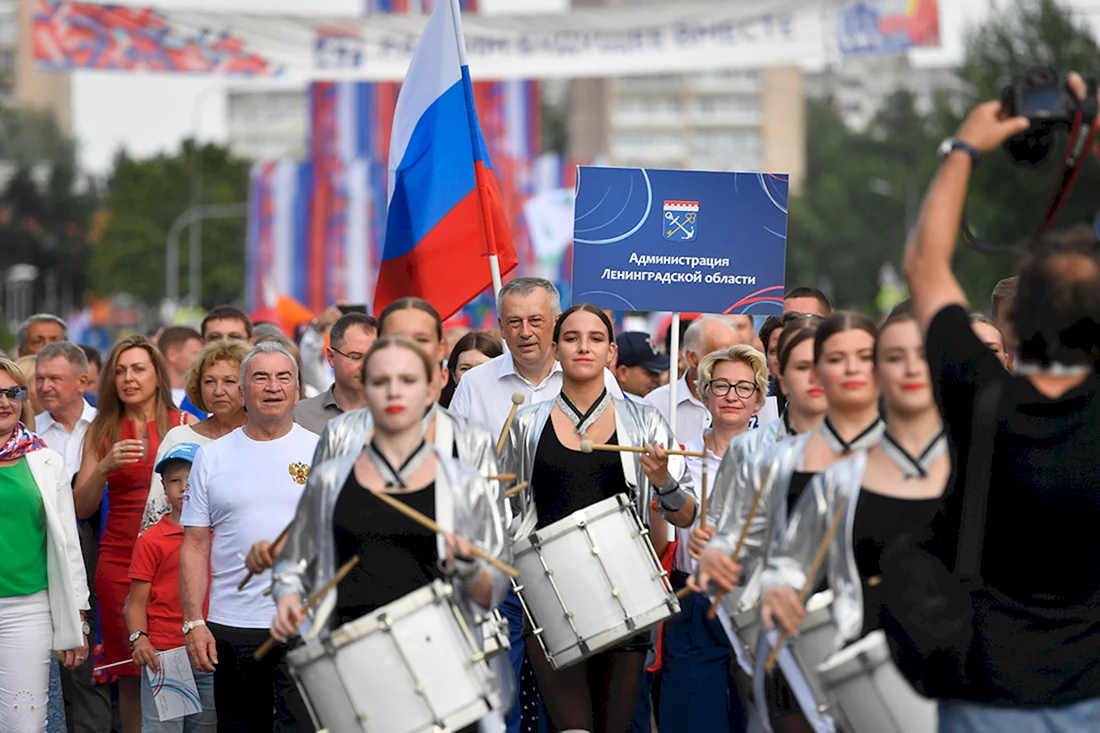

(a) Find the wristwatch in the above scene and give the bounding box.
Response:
[128,630,149,649]
[182,619,206,635]
[937,137,981,166]
[81,621,91,636]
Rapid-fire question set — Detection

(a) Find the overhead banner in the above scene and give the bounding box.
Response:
[33,0,940,80]
[570,167,788,315]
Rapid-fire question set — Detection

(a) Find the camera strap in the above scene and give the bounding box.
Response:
[1037,77,1100,236]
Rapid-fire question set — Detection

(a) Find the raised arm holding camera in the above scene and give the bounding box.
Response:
[904,72,1100,732]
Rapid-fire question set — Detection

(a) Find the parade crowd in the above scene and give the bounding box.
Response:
[0,90,1098,733]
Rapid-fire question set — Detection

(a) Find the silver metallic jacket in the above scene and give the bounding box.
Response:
[706,431,812,610]
[759,451,869,646]
[272,444,511,633]
[501,397,696,539]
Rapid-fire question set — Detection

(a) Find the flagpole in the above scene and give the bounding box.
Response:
[448,0,503,301]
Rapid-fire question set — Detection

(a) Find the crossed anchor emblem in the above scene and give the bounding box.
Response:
[665,210,697,241]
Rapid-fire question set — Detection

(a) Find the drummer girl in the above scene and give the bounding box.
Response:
[271,336,510,728]
[502,304,696,733]
[758,312,948,645]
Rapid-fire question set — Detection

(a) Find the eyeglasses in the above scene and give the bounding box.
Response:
[708,380,758,399]
[0,386,28,402]
[331,347,366,363]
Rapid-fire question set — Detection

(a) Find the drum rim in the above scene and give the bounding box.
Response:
[513,493,636,551]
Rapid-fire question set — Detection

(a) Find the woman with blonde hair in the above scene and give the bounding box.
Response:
[0,357,90,732]
[141,339,250,529]
[73,336,195,732]
[15,354,41,426]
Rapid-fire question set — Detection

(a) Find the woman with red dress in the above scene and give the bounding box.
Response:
[74,336,194,733]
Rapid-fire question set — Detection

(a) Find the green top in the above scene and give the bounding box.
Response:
[0,458,48,598]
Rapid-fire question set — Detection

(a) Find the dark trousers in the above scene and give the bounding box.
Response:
[60,521,112,733]
[658,571,746,733]
[207,622,314,733]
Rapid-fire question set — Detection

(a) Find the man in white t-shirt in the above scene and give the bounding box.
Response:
[180,341,319,732]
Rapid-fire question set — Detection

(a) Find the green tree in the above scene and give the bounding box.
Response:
[89,140,249,308]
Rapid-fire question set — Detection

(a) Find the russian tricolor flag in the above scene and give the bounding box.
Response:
[374,0,517,320]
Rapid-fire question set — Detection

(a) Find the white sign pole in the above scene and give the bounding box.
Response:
[667,312,680,543]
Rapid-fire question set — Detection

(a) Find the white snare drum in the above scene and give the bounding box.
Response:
[790,590,839,714]
[513,493,679,670]
[732,604,761,667]
[817,630,936,733]
[479,609,512,660]
[288,580,500,733]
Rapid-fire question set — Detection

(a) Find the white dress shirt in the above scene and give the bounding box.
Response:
[449,351,623,436]
[644,374,710,447]
[675,431,722,574]
[34,401,98,480]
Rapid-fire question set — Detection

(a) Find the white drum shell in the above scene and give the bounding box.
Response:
[288,581,500,733]
[480,609,512,660]
[513,494,678,670]
[817,630,937,733]
[790,591,839,713]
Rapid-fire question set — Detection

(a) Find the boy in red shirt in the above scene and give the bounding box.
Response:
[125,443,215,732]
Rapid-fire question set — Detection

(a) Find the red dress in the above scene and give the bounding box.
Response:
[95,412,184,674]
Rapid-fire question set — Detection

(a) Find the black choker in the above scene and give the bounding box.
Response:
[364,439,430,488]
[880,429,947,480]
[819,416,884,455]
[556,388,611,438]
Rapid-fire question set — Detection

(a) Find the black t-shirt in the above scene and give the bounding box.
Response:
[332,475,440,627]
[927,304,1100,705]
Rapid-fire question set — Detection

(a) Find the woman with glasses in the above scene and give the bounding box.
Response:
[659,344,768,733]
[503,303,697,733]
[141,340,251,529]
[0,357,90,732]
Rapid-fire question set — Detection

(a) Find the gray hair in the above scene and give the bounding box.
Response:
[682,315,734,356]
[240,340,299,384]
[497,277,561,317]
[35,341,89,374]
[17,313,68,351]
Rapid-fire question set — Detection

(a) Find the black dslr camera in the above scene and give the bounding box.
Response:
[1000,68,1091,165]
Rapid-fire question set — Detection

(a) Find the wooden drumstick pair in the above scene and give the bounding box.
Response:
[763,498,850,673]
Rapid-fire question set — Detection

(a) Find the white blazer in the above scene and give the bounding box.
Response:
[25,448,90,651]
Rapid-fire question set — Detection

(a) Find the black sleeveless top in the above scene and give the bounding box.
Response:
[853,488,940,636]
[531,421,630,529]
[332,472,441,626]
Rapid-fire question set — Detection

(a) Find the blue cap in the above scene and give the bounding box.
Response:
[615,332,670,373]
[155,443,201,475]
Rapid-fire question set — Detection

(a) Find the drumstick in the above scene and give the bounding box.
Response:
[705,470,772,620]
[370,490,520,579]
[496,393,525,454]
[579,440,706,459]
[504,481,529,498]
[486,474,517,482]
[238,520,293,591]
[763,498,849,673]
[254,555,360,661]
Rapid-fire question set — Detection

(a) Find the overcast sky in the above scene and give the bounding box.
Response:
[68,0,1100,173]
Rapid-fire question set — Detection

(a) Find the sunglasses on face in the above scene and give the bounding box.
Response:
[0,386,28,402]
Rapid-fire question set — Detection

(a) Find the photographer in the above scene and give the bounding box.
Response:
[905,72,1100,730]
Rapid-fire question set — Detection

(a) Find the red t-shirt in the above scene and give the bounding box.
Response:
[128,516,208,650]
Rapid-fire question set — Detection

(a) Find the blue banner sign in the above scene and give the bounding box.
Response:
[571,167,788,315]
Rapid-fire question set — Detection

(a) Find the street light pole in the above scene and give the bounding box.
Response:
[166,203,250,306]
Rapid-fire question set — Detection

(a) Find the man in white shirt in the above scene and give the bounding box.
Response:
[157,326,205,419]
[450,277,622,437]
[180,341,319,732]
[34,341,111,733]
